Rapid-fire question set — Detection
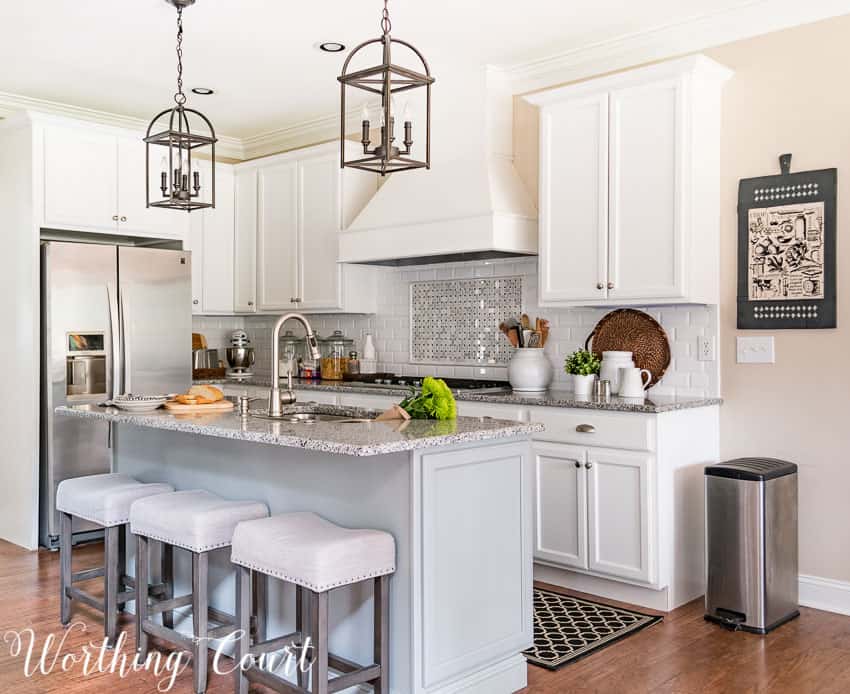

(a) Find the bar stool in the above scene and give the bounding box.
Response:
[55,473,174,646]
[130,490,268,694]
[231,511,396,694]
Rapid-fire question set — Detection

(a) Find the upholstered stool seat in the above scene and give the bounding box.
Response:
[130,489,269,553]
[231,511,395,592]
[55,473,174,647]
[131,489,268,694]
[231,512,396,694]
[57,473,173,527]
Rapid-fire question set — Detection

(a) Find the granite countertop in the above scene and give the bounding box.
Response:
[197,378,722,414]
[56,404,543,457]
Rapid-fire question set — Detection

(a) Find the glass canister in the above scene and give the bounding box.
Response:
[279,330,303,378]
[319,330,354,380]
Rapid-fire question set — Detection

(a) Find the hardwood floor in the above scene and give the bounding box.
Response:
[1,540,849,693]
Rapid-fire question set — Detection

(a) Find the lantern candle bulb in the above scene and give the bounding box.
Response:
[361,104,371,149]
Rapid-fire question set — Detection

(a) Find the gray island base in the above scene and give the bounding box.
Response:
[58,405,542,694]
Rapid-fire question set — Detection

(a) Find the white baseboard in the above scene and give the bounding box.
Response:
[799,574,850,617]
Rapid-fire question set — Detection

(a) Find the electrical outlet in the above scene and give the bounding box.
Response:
[697,336,715,362]
[736,336,775,364]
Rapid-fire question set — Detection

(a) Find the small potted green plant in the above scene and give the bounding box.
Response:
[565,349,601,397]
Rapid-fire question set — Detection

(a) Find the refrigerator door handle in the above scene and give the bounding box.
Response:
[106,282,122,399]
[119,288,130,395]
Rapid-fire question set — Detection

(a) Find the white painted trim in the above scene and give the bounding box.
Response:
[799,574,850,617]
[497,0,850,93]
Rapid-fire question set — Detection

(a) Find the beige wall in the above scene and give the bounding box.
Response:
[513,15,850,583]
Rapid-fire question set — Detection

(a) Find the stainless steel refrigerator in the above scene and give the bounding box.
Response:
[40,241,191,549]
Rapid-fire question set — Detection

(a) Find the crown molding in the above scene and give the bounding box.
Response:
[0,90,245,159]
[494,0,850,93]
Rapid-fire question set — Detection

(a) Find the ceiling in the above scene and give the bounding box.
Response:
[0,0,759,139]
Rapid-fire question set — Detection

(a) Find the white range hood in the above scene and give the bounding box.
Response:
[339,68,538,266]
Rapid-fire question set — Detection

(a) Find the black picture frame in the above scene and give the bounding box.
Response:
[737,158,836,329]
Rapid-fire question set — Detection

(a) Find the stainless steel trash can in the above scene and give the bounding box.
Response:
[705,458,799,633]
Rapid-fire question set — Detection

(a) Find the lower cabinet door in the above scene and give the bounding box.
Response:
[586,448,655,583]
[534,442,588,570]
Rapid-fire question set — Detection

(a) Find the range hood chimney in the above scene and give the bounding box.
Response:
[339,67,537,266]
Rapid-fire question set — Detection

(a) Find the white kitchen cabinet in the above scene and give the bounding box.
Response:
[41,121,187,240]
[525,55,731,307]
[234,168,258,313]
[586,448,654,583]
[187,161,235,314]
[235,141,378,315]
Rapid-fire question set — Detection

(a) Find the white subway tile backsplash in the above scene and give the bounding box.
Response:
[229,257,719,398]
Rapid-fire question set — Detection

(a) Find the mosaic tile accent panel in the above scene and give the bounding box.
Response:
[410,276,521,365]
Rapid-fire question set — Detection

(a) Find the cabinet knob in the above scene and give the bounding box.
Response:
[596,282,604,290]
[247,301,254,307]
[575,424,596,434]
[607,281,614,290]
[574,461,581,469]
[120,216,127,222]
[193,299,199,305]
[112,215,119,221]
[585,462,593,469]
[295,297,302,303]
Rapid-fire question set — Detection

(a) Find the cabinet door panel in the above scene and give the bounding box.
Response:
[534,443,587,570]
[187,210,204,313]
[43,125,118,233]
[297,153,342,310]
[257,162,298,311]
[117,137,187,240]
[538,94,608,303]
[201,163,235,313]
[234,168,257,312]
[608,79,684,300]
[587,448,654,583]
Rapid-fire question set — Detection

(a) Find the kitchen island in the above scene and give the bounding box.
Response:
[57,403,543,694]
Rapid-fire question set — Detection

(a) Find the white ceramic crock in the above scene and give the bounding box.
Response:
[599,351,635,394]
[572,373,596,398]
[508,348,553,392]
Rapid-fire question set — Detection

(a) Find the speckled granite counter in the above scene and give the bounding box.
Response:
[196,378,721,414]
[56,404,543,457]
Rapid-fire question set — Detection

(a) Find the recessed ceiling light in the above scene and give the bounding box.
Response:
[191,87,214,95]
[318,42,346,53]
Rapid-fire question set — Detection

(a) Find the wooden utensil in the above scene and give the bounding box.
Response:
[521,314,531,330]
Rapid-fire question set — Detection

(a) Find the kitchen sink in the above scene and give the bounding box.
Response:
[248,405,372,424]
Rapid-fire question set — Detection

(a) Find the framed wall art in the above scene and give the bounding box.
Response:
[737,154,837,329]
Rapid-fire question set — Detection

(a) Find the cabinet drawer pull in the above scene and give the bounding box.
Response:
[247,301,254,307]
[120,216,127,222]
[575,424,596,433]
[596,282,604,290]
[585,462,593,470]
[193,299,199,305]
[574,461,581,469]
[607,281,614,290]
[112,215,119,221]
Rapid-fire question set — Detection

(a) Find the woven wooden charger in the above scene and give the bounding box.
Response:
[584,309,671,388]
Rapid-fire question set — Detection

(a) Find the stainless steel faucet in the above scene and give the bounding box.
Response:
[268,313,321,417]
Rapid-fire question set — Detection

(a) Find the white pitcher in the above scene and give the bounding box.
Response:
[619,367,652,398]
[599,351,635,394]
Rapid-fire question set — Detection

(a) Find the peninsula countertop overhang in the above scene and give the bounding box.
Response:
[56,404,544,457]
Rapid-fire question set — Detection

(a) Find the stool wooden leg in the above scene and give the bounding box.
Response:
[104,526,120,648]
[135,535,150,661]
[296,585,308,689]
[252,569,267,644]
[374,575,389,694]
[161,542,174,629]
[117,526,127,613]
[59,512,72,626]
[192,552,209,694]
[310,590,329,694]
[234,565,251,694]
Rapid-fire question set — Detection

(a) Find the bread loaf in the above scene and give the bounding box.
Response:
[186,384,224,404]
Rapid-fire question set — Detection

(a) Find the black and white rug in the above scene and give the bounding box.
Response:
[523,588,662,670]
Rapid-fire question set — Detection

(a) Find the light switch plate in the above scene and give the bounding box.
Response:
[736,336,775,364]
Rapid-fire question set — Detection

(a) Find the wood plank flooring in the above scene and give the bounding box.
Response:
[1,540,849,693]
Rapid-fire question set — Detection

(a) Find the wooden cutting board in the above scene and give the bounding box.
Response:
[164,400,234,413]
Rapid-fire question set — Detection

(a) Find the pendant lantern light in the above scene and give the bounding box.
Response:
[338,0,434,175]
[144,0,216,212]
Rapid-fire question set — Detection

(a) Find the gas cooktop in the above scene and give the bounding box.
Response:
[350,377,511,394]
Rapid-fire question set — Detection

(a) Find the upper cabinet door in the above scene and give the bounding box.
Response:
[608,78,685,301]
[534,442,588,571]
[116,137,187,240]
[297,152,342,311]
[257,161,298,311]
[586,448,655,584]
[43,124,119,234]
[199,162,235,314]
[233,168,258,313]
[538,95,609,304]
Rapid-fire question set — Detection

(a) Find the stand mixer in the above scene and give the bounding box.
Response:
[225,330,255,380]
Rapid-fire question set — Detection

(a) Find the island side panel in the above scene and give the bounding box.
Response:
[113,423,414,691]
[412,440,534,694]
